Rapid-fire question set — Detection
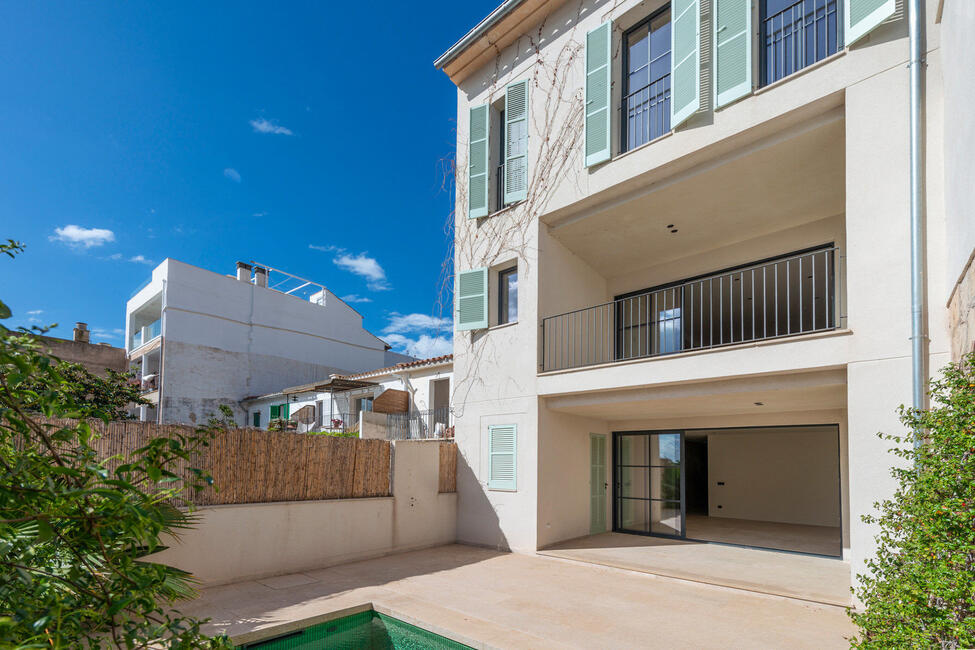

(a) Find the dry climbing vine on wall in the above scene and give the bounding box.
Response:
[435,0,630,415]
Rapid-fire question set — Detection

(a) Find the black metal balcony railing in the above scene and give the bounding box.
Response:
[541,247,842,372]
[620,75,672,153]
[387,407,454,440]
[762,0,842,86]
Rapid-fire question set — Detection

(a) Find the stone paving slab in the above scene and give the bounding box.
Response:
[182,544,855,648]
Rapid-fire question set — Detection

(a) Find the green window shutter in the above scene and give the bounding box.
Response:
[503,80,529,204]
[269,404,280,419]
[282,403,290,419]
[846,0,895,45]
[468,104,490,219]
[714,0,751,108]
[252,411,260,427]
[456,268,488,331]
[488,424,517,490]
[671,0,701,127]
[584,22,612,167]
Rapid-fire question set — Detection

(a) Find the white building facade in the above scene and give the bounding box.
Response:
[244,355,454,439]
[125,259,412,425]
[438,0,967,594]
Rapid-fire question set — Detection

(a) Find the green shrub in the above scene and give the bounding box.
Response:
[0,241,231,649]
[850,353,975,648]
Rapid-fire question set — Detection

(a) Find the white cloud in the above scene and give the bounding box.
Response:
[51,225,115,249]
[108,253,123,260]
[381,312,453,359]
[91,327,124,341]
[383,333,452,359]
[308,244,335,252]
[129,255,152,265]
[26,309,44,324]
[250,117,294,136]
[340,294,372,304]
[333,252,390,291]
[382,312,451,335]
[224,168,241,183]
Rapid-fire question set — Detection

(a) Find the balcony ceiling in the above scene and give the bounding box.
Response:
[548,117,845,279]
[543,369,847,421]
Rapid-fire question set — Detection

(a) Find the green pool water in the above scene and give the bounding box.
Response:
[239,610,473,650]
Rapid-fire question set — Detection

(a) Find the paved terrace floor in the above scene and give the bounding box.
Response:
[540,532,851,606]
[184,544,854,648]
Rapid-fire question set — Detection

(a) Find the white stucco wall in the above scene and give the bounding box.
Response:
[445,0,949,598]
[126,259,397,425]
[941,0,975,295]
[149,440,455,586]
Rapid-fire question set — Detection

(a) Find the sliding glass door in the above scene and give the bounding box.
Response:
[614,431,685,538]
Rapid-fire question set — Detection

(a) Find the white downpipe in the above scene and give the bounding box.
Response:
[908,0,926,448]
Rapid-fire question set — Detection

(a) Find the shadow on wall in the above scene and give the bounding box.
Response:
[455,452,509,552]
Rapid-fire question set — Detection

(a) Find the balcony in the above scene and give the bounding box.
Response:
[761,0,842,87]
[129,319,161,351]
[541,247,842,372]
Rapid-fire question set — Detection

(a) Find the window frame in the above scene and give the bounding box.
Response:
[620,4,674,154]
[252,411,261,428]
[498,266,518,325]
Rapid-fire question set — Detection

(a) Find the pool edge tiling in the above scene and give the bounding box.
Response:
[237,607,474,649]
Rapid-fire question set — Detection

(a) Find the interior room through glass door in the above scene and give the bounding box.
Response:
[614,431,685,537]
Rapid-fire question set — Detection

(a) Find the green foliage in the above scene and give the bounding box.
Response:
[850,353,975,649]
[0,244,231,648]
[20,360,149,421]
[309,429,359,438]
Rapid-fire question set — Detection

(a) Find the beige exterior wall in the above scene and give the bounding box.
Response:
[705,427,840,527]
[941,0,975,360]
[446,0,953,593]
[149,440,456,585]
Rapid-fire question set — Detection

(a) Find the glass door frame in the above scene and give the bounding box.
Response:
[612,430,686,539]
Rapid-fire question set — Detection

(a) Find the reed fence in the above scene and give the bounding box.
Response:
[39,419,391,504]
[438,441,457,493]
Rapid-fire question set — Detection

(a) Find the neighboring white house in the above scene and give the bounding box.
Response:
[243,354,453,438]
[436,0,966,597]
[125,259,414,425]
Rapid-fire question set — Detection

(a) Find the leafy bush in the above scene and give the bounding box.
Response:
[0,241,231,648]
[850,353,975,649]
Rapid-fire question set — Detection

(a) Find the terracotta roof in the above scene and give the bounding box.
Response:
[241,355,452,402]
[338,354,453,380]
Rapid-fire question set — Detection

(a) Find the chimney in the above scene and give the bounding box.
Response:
[73,322,90,344]
[254,266,268,288]
[236,261,252,282]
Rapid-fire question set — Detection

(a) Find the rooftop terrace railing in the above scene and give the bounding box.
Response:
[541,247,842,372]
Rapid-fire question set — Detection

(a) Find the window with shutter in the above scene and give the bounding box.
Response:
[456,268,489,331]
[846,0,895,45]
[270,404,280,420]
[622,9,673,152]
[585,22,612,166]
[468,104,490,218]
[488,424,517,490]
[671,0,701,127]
[503,80,529,204]
[714,0,752,108]
[252,411,261,428]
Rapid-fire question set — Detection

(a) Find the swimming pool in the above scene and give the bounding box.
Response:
[239,609,473,649]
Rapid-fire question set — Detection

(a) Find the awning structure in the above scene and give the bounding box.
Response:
[243,377,377,403]
[316,377,378,394]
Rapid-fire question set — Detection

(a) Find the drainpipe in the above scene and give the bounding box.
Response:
[908,0,925,449]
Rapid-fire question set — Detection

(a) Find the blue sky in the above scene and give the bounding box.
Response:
[0,1,496,358]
